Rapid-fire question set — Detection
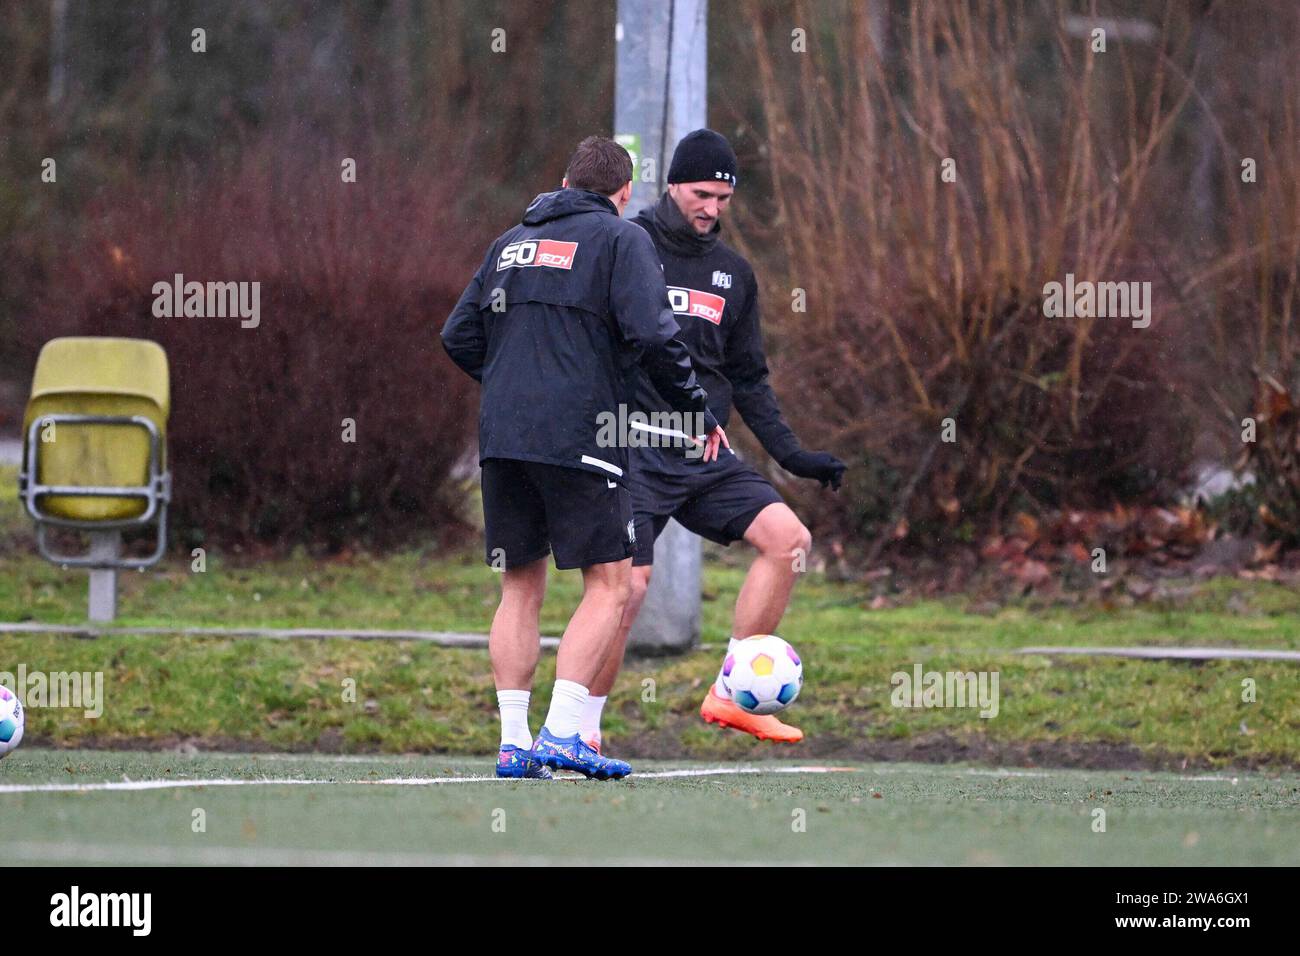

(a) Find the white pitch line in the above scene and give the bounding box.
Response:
[0,765,861,795]
[0,765,1269,796]
[639,766,860,778]
[147,753,1264,783]
[198,752,431,763]
[0,777,340,794]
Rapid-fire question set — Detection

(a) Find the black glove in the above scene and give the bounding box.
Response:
[780,450,846,490]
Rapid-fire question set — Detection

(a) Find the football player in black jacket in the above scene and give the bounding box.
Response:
[580,130,846,749]
[442,136,727,780]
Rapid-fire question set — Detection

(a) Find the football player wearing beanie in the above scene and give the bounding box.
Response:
[580,129,846,750]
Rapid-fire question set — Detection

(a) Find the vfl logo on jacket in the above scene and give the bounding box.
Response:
[497,239,578,271]
[668,286,726,325]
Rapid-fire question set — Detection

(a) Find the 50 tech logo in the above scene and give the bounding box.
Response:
[496,239,578,271]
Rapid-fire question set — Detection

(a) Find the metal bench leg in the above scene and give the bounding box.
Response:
[87,530,121,622]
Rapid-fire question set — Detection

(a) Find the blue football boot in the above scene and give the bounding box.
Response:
[495,744,554,779]
[532,727,632,780]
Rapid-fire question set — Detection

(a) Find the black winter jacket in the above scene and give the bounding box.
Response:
[630,193,801,471]
[441,189,718,482]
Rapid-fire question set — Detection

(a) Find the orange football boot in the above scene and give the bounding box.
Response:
[700,688,803,743]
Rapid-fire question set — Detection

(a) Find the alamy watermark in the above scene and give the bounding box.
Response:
[152,272,260,328]
[891,662,999,718]
[50,886,150,936]
[0,665,104,718]
[1042,273,1151,328]
[596,404,709,458]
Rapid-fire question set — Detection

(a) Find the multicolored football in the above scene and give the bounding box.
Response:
[0,685,24,758]
[720,635,803,715]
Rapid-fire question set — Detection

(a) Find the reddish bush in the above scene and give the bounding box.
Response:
[728,0,1199,558]
[26,137,482,553]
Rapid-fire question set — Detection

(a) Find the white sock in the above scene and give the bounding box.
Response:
[580,695,607,744]
[543,679,589,739]
[714,637,746,699]
[497,689,533,750]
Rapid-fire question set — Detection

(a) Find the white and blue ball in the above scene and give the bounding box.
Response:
[0,685,23,758]
[721,635,803,715]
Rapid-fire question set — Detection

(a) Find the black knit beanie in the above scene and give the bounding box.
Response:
[666,129,738,187]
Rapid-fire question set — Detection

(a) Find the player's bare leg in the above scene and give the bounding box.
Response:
[554,558,634,686]
[700,503,810,743]
[533,558,635,779]
[490,557,553,778]
[584,564,652,750]
[733,503,810,637]
[489,557,548,692]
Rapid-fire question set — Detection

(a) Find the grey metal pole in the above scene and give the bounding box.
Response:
[615,0,707,653]
[87,530,120,622]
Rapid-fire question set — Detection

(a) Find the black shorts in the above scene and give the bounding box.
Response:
[481,458,635,570]
[629,448,785,566]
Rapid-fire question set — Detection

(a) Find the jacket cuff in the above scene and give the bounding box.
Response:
[775,441,806,468]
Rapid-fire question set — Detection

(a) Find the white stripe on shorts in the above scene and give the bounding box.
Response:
[580,454,624,477]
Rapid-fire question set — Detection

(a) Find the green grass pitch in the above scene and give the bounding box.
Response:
[1,750,1296,866]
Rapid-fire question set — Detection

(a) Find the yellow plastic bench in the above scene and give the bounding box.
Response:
[18,337,171,573]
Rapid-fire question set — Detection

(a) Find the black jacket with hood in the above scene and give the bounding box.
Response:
[630,192,801,472]
[441,188,718,482]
